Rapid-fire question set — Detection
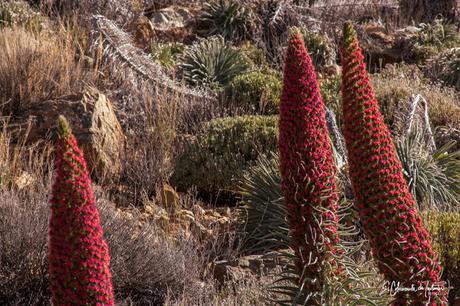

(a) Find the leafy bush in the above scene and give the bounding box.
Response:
[150,42,185,70]
[239,41,267,68]
[319,73,342,126]
[197,0,254,41]
[426,47,460,92]
[422,211,460,303]
[172,115,278,195]
[180,36,250,89]
[0,1,42,31]
[227,70,282,114]
[300,28,336,71]
[371,64,460,129]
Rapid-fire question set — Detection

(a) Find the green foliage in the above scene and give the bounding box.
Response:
[410,18,460,62]
[150,42,185,70]
[227,70,282,114]
[197,0,254,41]
[238,154,391,305]
[396,130,460,210]
[239,41,267,68]
[239,153,286,253]
[172,115,278,195]
[300,28,336,71]
[180,36,250,89]
[320,74,342,126]
[422,211,460,303]
[0,1,42,32]
[417,19,459,48]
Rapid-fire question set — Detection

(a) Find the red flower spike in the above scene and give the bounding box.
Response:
[48,116,115,305]
[279,28,341,293]
[340,22,447,305]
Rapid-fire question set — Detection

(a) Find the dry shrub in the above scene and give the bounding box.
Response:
[0,186,204,305]
[0,191,49,306]
[164,274,273,306]
[0,119,205,304]
[116,89,179,204]
[371,64,460,129]
[101,201,204,304]
[0,26,89,116]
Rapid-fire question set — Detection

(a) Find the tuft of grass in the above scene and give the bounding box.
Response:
[0,26,91,116]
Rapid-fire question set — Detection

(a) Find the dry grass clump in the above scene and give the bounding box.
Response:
[371,64,460,129]
[0,26,90,116]
[0,120,53,192]
[117,90,178,203]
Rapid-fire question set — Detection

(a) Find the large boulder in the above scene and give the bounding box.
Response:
[19,87,125,179]
[147,5,197,43]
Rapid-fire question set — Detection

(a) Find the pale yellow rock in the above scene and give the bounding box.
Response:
[20,87,125,179]
[14,171,35,190]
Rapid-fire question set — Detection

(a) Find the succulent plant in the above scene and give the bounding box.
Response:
[341,22,447,304]
[396,130,460,210]
[278,28,341,301]
[197,0,254,41]
[180,36,250,89]
[150,42,185,70]
[48,116,114,305]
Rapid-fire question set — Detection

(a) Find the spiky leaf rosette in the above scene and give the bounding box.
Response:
[341,22,447,304]
[278,28,341,299]
[48,116,114,305]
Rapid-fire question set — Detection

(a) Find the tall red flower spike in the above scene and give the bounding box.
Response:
[341,22,447,305]
[279,28,341,294]
[49,116,115,305]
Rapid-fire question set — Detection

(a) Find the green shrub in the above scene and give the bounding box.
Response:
[197,0,254,42]
[0,1,42,32]
[400,18,460,63]
[150,42,185,70]
[300,28,336,71]
[319,73,342,126]
[227,70,282,114]
[239,41,267,68]
[422,211,460,303]
[172,115,278,195]
[371,64,460,129]
[180,36,250,89]
[426,47,460,92]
